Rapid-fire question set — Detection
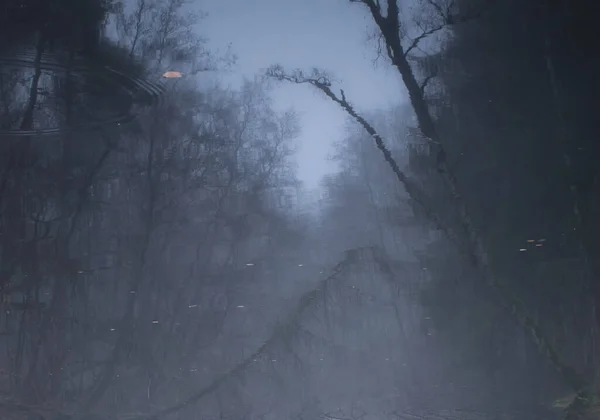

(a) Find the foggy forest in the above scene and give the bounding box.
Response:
[0,0,599,419]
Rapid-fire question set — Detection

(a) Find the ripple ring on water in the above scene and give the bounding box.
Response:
[0,49,166,136]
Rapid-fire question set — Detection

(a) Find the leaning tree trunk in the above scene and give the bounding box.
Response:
[363,1,599,418]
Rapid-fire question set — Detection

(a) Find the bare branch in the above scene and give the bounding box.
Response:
[266,65,451,239]
[419,65,438,94]
[424,0,454,23]
[404,22,446,57]
[404,0,491,58]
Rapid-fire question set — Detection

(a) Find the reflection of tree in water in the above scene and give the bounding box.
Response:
[0,1,309,419]
[8,0,598,419]
[0,0,165,136]
[0,52,138,134]
[0,5,130,418]
[0,1,252,419]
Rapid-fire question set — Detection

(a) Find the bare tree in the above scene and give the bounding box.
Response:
[266,1,598,418]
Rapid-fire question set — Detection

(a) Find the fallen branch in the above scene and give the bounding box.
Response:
[122,251,354,420]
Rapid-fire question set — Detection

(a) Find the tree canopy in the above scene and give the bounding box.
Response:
[1,0,599,419]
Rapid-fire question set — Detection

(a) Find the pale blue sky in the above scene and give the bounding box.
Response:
[200,0,405,188]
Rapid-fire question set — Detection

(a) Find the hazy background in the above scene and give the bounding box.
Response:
[201,0,404,187]
[2,0,598,419]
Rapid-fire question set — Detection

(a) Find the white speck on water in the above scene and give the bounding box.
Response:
[152,320,159,324]
[519,248,527,252]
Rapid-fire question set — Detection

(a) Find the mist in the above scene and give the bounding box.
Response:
[0,1,599,420]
